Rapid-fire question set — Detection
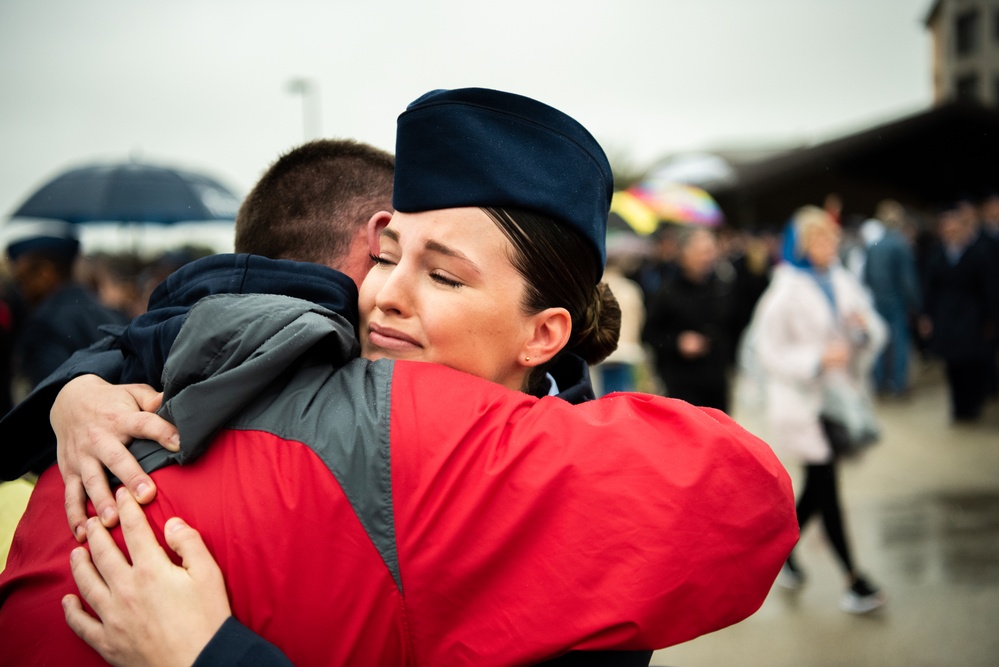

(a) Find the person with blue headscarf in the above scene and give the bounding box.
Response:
[751,205,888,614]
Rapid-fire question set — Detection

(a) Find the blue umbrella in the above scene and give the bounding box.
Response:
[10,160,241,224]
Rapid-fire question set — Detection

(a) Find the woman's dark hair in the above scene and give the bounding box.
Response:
[483,207,620,393]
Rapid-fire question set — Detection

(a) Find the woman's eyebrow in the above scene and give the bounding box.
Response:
[424,239,464,259]
[382,225,483,276]
[424,240,483,276]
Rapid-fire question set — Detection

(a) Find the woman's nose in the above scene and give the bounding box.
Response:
[374,263,411,316]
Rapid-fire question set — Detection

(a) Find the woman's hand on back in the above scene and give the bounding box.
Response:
[53,374,180,541]
[63,488,231,667]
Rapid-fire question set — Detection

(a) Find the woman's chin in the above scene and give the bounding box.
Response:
[361,348,421,363]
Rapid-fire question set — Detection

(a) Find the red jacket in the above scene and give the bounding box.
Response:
[0,294,797,666]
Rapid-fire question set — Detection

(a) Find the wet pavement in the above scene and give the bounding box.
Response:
[652,360,999,667]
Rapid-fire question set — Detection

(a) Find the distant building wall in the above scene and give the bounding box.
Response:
[926,0,999,105]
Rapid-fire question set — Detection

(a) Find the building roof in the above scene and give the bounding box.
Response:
[708,101,999,227]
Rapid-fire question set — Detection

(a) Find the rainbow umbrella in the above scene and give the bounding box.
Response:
[627,181,724,227]
[609,190,660,236]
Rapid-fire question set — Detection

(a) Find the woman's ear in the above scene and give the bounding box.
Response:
[522,307,572,366]
[367,211,393,256]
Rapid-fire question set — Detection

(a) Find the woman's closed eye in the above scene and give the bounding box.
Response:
[430,271,464,289]
[371,252,464,289]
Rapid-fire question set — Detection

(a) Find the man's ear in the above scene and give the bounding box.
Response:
[367,211,393,256]
[522,307,572,367]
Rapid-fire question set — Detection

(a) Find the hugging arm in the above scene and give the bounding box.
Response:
[0,340,125,480]
[0,335,179,540]
[54,374,179,541]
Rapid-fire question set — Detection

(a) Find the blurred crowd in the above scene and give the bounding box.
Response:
[594,191,999,426]
[588,189,997,612]
[3,191,997,427]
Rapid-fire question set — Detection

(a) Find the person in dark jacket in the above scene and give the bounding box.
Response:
[642,225,739,412]
[0,223,127,570]
[918,199,999,422]
[860,200,922,397]
[4,221,126,400]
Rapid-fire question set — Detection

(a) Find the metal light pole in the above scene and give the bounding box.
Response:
[286,78,321,141]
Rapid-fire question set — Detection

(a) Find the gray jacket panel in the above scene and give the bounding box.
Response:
[142,293,401,589]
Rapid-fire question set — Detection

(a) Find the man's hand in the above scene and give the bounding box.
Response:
[52,374,180,541]
[63,488,231,667]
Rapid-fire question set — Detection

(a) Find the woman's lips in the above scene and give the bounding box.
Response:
[367,322,422,351]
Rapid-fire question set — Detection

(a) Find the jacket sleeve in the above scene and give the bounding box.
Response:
[389,362,798,665]
[192,617,294,667]
[0,335,125,479]
[837,268,888,376]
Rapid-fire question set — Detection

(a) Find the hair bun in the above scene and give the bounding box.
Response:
[571,281,621,366]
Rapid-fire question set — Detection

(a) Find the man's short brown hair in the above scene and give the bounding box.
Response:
[234,139,394,266]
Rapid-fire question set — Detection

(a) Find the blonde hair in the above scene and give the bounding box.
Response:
[793,205,840,258]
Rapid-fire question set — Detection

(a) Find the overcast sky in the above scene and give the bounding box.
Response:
[0,0,933,222]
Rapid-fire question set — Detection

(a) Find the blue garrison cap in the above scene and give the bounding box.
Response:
[393,88,614,273]
[5,218,81,262]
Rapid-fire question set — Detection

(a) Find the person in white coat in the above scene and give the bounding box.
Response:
[753,205,888,614]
